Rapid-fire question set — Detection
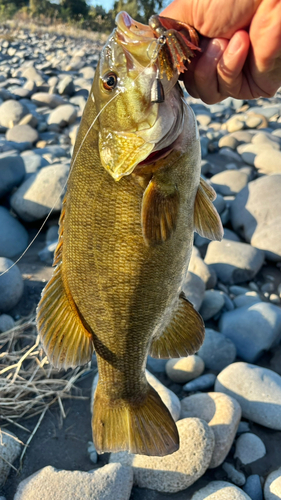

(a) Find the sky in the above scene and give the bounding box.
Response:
[88,0,115,9]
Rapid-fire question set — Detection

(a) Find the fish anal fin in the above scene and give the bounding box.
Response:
[150,294,205,358]
[36,263,94,370]
[93,382,179,456]
[141,176,179,246]
[194,183,224,241]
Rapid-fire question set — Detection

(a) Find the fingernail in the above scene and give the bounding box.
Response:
[227,36,242,56]
[207,39,224,58]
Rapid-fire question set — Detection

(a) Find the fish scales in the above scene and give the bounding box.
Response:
[37,11,223,457]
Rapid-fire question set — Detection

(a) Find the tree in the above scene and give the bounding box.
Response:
[60,0,89,20]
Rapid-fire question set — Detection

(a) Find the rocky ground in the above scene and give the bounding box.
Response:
[0,22,281,500]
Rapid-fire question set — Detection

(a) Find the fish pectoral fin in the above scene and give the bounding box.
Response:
[141,176,179,246]
[36,263,94,370]
[150,293,205,358]
[93,382,179,456]
[194,179,224,241]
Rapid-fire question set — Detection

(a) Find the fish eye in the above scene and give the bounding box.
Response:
[102,72,118,91]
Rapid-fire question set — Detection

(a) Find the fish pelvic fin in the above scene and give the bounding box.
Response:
[194,177,224,241]
[92,382,179,457]
[141,175,179,246]
[150,293,205,358]
[36,262,94,370]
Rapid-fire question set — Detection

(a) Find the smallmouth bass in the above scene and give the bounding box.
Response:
[37,12,223,457]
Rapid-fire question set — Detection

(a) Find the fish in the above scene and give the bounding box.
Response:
[36,11,223,457]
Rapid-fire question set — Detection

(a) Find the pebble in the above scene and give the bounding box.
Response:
[146,356,167,373]
[234,433,266,464]
[222,462,246,486]
[246,113,268,128]
[87,442,98,464]
[238,143,278,166]
[0,258,24,312]
[191,481,251,500]
[165,355,205,383]
[254,149,281,174]
[31,92,66,108]
[243,475,263,500]
[189,247,217,289]
[183,373,216,392]
[181,392,241,468]
[10,164,69,221]
[0,314,15,332]
[0,99,29,128]
[181,271,205,310]
[210,170,249,196]
[204,240,264,285]
[197,328,236,372]
[0,206,28,258]
[215,362,281,430]
[0,155,25,197]
[57,75,75,96]
[47,104,77,127]
[218,134,239,150]
[6,124,38,145]
[110,418,215,493]
[233,291,262,308]
[231,174,281,261]
[199,290,225,320]
[219,303,281,362]
[14,463,133,500]
[264,467,281,500]
[0,429,21,486]
[223,228,242,242]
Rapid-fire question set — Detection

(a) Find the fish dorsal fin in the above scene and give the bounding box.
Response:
[194,179,224,241]
[36,262,94,370]
[150,293,205,358]
[141,175,179,246]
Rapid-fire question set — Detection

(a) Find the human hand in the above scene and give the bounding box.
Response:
[161,0,281,103]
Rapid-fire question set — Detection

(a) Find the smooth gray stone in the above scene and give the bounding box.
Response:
[47,104,77,128]
[0,206,28,258]
[0,313,15,332]
[182,271,205,311]
[31,92,66,108]
[0,430,21,486]
[213,193,226,214]
[264,468,281,500]
[215,362,281,430]
[0,155,25,197]
[6,124,38,145]
[21,153,49,178]
[10,164,69,221]
[199,290,225,320]
[198,328,236,372]
[0,257,24,312]
[219,302,281,362]
[243,475,263,500]
[183,374,216,392]
[0,99,29,127]
[230,174,281,261]
[14,464,133,500]
[146,356,167,373]
[246,105,281,118]
[233,292,262,308]
[32,145,68,157]
[204,240,264,285]
[229,285,251,296]
[234,433,266,464]
[192,481,251,500]
[210,170,249,196]
[57,75,75,96]
[222,463,246,486]
[254,149,281,174]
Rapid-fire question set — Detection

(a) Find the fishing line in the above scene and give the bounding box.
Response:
[0,41,164,278]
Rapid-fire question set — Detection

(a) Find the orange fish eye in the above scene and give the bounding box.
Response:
[102,72,118,91]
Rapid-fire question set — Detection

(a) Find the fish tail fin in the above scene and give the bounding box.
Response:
[92,382,179,457]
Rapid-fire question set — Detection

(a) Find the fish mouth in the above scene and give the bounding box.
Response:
[137,143,174,167]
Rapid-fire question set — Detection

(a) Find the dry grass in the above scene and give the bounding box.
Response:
[0,317,91,466]
[0,318,90,423]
